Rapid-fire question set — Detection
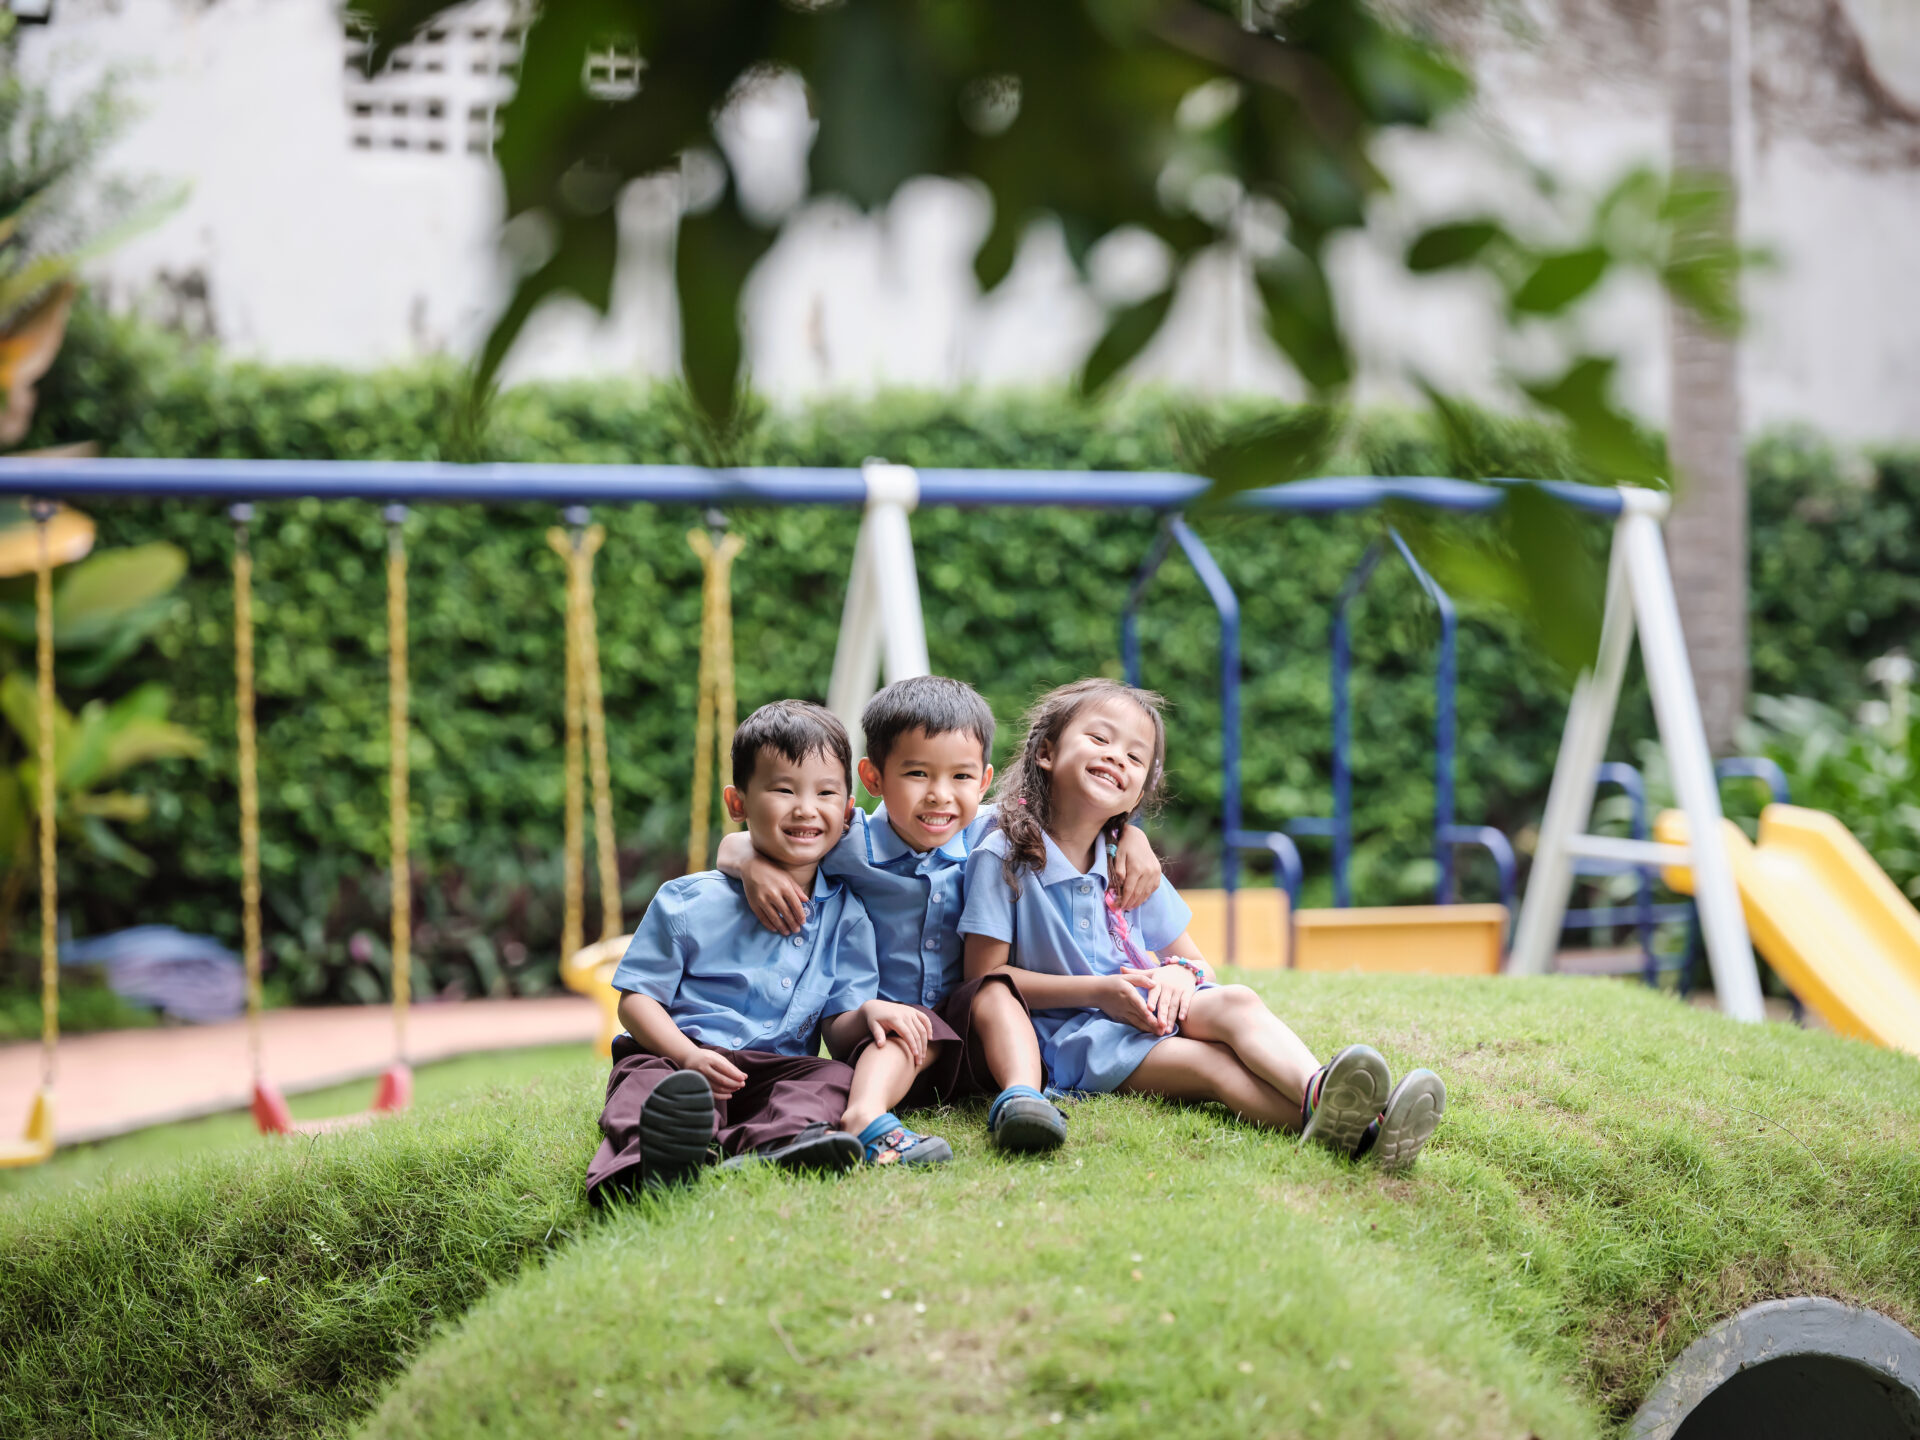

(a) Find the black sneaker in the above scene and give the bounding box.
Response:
[720,1121,862,1174]
[1299,1045,1392,1156]
[1359,1068,1446,1172]
[988,1086,1067,1153]
[637,1069,717,1185]
[865,1124,953,1166]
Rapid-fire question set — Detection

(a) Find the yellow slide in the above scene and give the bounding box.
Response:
[1656,805,1920,1056]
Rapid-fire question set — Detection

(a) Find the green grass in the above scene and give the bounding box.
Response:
[7,976,1920,1440]
[0,1043,603,1206]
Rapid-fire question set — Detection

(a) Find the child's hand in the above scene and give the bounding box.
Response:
[741,852,811,936]
[681,1048,749,1097]
[1109,825,1164,911]
[1098,970,1170,1035]
[862,1000,932,1065]
[1146,963,1197,1029]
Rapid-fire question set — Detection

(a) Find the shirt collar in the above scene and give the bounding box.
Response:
[867,802,971,866]
[1036,828,1110,889]
[805,866,839,903]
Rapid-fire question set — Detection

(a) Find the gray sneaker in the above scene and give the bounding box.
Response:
[719,1121,863,1174]
[1362,1068,1446,1172]
[1299,1045,1392,1156]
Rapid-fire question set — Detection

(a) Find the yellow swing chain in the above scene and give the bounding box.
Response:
[31,502,58,1091]
[686,517,743,873]
[549,511,621,964]
[231,505,265,1085]
[385,506,411,1063]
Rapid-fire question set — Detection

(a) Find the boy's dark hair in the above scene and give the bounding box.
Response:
[731,700,853,789]
[861,675,996,772]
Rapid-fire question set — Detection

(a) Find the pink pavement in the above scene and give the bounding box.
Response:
[0,996,600,1144]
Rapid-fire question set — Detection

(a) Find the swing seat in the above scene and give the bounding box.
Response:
[0,1087,55,1168]
[561,933,631,1057]
[251,1064,413,1136]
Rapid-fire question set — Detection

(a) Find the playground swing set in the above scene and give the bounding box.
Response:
[6,456,1920,1168]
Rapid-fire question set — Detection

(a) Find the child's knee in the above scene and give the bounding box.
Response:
[970,977,1022,1023]
[1211,983,1263,1013]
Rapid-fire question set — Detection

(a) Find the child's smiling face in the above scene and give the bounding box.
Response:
[724,746,853,871]
[1039,695,1157,821]
[858,727,993,853]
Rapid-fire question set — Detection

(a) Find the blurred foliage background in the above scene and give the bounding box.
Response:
[0,304,1909,1009]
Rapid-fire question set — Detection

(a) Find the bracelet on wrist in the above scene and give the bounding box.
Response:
[1163,957,1206,985]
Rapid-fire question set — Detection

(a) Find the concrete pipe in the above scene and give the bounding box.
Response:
[1629,1297,1920,1439]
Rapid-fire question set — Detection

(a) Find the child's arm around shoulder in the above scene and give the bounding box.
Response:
[718,817,860,940]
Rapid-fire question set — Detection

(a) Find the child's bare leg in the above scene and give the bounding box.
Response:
[1179,985,1319,1116]
[842,1040,941,1134]
[971,978,1045,1092]
[1118,1036,1298,1130]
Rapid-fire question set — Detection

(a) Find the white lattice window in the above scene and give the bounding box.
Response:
[583,40,642,102]
[344,1,523,159]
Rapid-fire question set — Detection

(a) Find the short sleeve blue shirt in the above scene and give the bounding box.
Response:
[957,829,1196,1093]
[611,868,878,1056]
[819,802,995,1008]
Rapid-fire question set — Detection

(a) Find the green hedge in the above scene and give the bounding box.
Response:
[13,307,1915,1003]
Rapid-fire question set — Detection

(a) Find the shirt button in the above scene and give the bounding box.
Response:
[791,935,804,947]
[1079,883,1091,894]
[1078,917,1091,929]
[924,938,939,950]
[781,977,792,989]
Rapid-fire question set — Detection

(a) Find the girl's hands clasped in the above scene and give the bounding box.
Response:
[1143,962,1198,1029]
[1098,970,1172,1035]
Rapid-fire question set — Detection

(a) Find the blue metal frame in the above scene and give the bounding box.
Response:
[0,457,1629,515]
[1287,529,1516,914]
[1120,517,1306,963]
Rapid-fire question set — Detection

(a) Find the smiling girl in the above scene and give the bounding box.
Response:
[957,679,1445,1169]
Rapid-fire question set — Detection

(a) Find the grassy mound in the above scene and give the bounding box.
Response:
[7,976,1920,1439]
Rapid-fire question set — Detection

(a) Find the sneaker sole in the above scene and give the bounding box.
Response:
[1301,1045,1391,1156]
[992,1096,1067,1153]
[1370,1069,1445,1173]
[770,1130,863,1174]
[888,1136,954,1167]
[637,1070,715,1184]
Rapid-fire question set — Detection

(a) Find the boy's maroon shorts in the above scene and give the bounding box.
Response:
[843,972,1041,1109]
[585,1034,853,1204]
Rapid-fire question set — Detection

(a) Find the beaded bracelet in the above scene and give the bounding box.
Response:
[1162,957,1207,985]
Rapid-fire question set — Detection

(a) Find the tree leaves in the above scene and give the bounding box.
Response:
[1079,288,1174,397]
[1510,246,1609,316]
[1406,220,1501,273]
[1522,356,1665,485]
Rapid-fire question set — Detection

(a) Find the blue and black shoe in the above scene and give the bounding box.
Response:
[987,1084,1067,1153]
[859,1112,953,1166]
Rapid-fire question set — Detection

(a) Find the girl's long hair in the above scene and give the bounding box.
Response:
[992,678,1168,895]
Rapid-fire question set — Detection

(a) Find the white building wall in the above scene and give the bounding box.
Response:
[19,0,1920,443]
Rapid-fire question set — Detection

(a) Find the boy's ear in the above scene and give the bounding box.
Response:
[980,762,994,792]
[722,785,748,824]
[856,756,884,800]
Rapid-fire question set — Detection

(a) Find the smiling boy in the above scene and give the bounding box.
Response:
[586,700,926,1198]
[718,676,1164,1160]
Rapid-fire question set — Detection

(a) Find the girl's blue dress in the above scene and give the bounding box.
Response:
[958,828,1199,1092]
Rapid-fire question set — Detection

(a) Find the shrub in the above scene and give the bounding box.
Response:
[14,307,1915,1001]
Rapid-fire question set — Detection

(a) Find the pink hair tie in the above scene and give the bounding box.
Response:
[1016,797,1027,805]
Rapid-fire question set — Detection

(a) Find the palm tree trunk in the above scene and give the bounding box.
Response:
[1664,0,1750,754]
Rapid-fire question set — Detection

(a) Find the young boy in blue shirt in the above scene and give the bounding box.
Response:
[585,700,930,1199]
[718,676,1164,1162]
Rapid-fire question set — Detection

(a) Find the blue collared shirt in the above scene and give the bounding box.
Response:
[612,868,877,1056]
[957,829,1194,1093]
[820,801,995,1008]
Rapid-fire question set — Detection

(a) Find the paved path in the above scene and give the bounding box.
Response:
[0,997,601,1144]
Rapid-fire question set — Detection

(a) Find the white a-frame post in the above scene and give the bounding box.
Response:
[1509,486,1765,1021]
[827,460,931,753]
